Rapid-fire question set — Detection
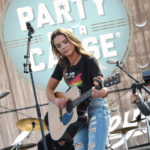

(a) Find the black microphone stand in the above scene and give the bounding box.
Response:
[115,62,150,141]
[116,62,150,95]
[23,30,47,150]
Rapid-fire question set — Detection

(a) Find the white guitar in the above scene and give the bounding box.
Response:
[48,73,120,141]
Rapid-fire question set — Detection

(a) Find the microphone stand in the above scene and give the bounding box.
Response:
[135,113,145,134]
[115,62,150,141]
[116,62,150,95]
[23,30,47,150]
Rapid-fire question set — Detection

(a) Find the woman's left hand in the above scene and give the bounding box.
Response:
[91,87,108,98]
[92,76,108,98]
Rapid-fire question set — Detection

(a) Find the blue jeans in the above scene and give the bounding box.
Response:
[73,98,110,150]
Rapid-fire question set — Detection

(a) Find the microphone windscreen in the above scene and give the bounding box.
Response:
[0,90,10,99]
[106,59,118,64]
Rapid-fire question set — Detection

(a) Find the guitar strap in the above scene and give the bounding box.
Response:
[82,54,92,93]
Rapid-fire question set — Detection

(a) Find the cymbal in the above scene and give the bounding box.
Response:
[110,126,138,134]
[1,143,36,150]
[130,118,145,123]
[16,118,47,132]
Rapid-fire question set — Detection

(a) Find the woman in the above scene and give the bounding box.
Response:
[46,28,110,150]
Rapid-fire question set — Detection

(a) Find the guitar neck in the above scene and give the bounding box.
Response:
[72,89,91,108]
[68,73,120,110]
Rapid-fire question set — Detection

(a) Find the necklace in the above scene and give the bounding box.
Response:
[70,53,79,66]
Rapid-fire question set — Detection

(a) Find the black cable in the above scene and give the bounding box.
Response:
[109,89,130,106]
[0,103,49,117]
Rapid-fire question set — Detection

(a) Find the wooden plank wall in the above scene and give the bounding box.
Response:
[0,0,150,149]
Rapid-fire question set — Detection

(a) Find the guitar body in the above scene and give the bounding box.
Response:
[48,86,80,141]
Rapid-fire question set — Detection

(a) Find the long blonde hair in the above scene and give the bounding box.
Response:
[50,28,90,66]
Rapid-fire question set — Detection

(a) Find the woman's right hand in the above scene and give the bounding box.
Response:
[54,97,68,108]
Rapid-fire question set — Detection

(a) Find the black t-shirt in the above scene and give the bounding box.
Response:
[51,54,102,93]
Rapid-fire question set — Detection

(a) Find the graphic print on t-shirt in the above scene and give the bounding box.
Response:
[67,73,83,87]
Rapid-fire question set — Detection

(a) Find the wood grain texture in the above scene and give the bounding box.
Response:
[0,0,150,149]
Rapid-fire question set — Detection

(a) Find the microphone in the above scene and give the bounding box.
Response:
[0,90,10,99]
[107,59,122,64]
[26,22,35,34]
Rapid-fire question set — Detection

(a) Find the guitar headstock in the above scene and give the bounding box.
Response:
[104,73,121,87]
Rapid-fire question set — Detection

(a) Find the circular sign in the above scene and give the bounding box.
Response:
[1,0,133,90]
